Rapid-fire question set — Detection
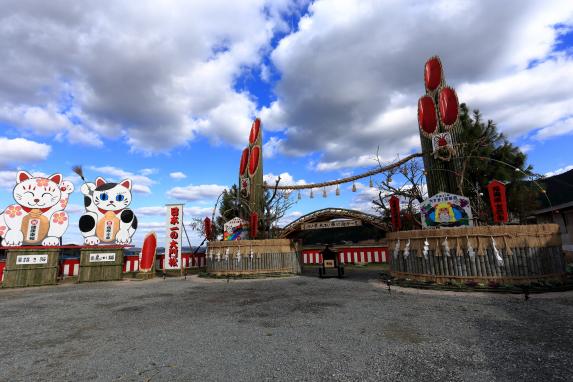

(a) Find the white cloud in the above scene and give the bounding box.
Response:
[534,116,573,141]
[136,205,212,217]
[167,184,227,201]
[263,0,573,170]
[263,172,306,186]
[0,137,51,167]
[544,165,573,177]
[89,165,156,194]
[169,171,187,180]
[0,1,304,153]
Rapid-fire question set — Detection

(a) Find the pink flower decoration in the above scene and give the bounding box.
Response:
[52,212,68,225]
[6,205,22,218]
[36,178,50,187]
[60,199,68,209]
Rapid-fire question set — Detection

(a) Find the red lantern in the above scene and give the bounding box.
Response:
[250,212,258,238]
[239,148,249,175]
[486,180,508,224]
[438,86,459,127]
[424,56,443,92]
[249,146,260,176]
[389,195,401,231]
[249,118,261,145]
[204,217,212,239]
[418,96,438,137]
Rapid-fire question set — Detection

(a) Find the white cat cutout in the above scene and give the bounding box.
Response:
[0,171,74,247]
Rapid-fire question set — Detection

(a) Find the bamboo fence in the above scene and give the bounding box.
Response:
[206,239,301,276]
[387,224,566,284]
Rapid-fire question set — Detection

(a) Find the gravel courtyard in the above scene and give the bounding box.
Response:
[1,270,572,381]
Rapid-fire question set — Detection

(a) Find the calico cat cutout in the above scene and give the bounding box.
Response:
[79,177,137,245]
[0,170,74,246]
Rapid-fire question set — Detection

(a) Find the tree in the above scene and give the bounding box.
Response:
[211,181,297,239]
[455,103,541,222]
[373,104,541,225]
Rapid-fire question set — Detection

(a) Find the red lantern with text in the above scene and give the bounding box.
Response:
[250,212,258,239]
[486,180,508,224]
[389,195,401,231]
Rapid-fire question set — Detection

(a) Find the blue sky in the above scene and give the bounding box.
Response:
[1,0,573,246]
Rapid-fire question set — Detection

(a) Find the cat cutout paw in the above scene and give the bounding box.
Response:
[115,230,132,245]
[85,236,100,246]
[3,230,23,247]
[42,236,60,246]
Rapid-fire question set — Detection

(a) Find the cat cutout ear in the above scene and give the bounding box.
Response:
[48,173,62,185]
[95,177,106,188]
[120,179,132,191]
[17,170,33,183]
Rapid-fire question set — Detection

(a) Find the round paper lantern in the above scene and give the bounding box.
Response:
[418,95,438,137]
[249,118,261,145]
[438,87,459,127]
[249,146,260,175]
[424,56,443,92]
[239,148,249,175]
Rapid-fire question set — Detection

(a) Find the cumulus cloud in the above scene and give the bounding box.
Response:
[0,137,51,167]
[167,184,227,201]
[262,0,573,170]
[0,0,304,153]
[136,205,212,217]
[263,172,306,186]
[89,165,156,193]
[544,165,573,177]
[169,171,187,180]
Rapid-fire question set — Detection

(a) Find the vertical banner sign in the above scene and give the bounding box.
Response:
[486,180,508,224]
[389,195,401,231]
[165,204,183,270]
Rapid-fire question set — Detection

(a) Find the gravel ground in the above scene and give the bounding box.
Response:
[0,269,572,382]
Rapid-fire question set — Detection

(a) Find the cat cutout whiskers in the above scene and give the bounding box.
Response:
[0,170,74,246]
[79,177,138,245]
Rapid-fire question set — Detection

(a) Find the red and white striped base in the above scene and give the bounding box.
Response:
[156,253,206,270]
[123,255,140,273]
[302,247,387,265]
[60,259,80,278]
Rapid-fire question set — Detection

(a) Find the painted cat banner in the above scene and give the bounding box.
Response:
[79,177,138,245]
[165,204,183,270]
[0,171,74,247]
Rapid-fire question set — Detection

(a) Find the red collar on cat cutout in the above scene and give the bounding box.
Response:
[22,206,51,213]
[98,208,121,215]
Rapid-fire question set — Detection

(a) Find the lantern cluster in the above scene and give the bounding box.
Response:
[239,118,262,198]
[417,56,460,161]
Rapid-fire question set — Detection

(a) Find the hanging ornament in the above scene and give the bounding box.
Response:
[369,177,373,188]
[403,239,411,258]
[423,238,430,259]
[443,237,450,257]
[336,185,340,196]
[467,236,475,258]
[352,182,357,192]
[297,191,301,200]
[492,237,503,266]
[310,189,314,198]
[322,187,327,198]
[393,240,401,259]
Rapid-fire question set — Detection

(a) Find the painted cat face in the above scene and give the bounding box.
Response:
[13,171,62,209]
[93,177,132,211]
